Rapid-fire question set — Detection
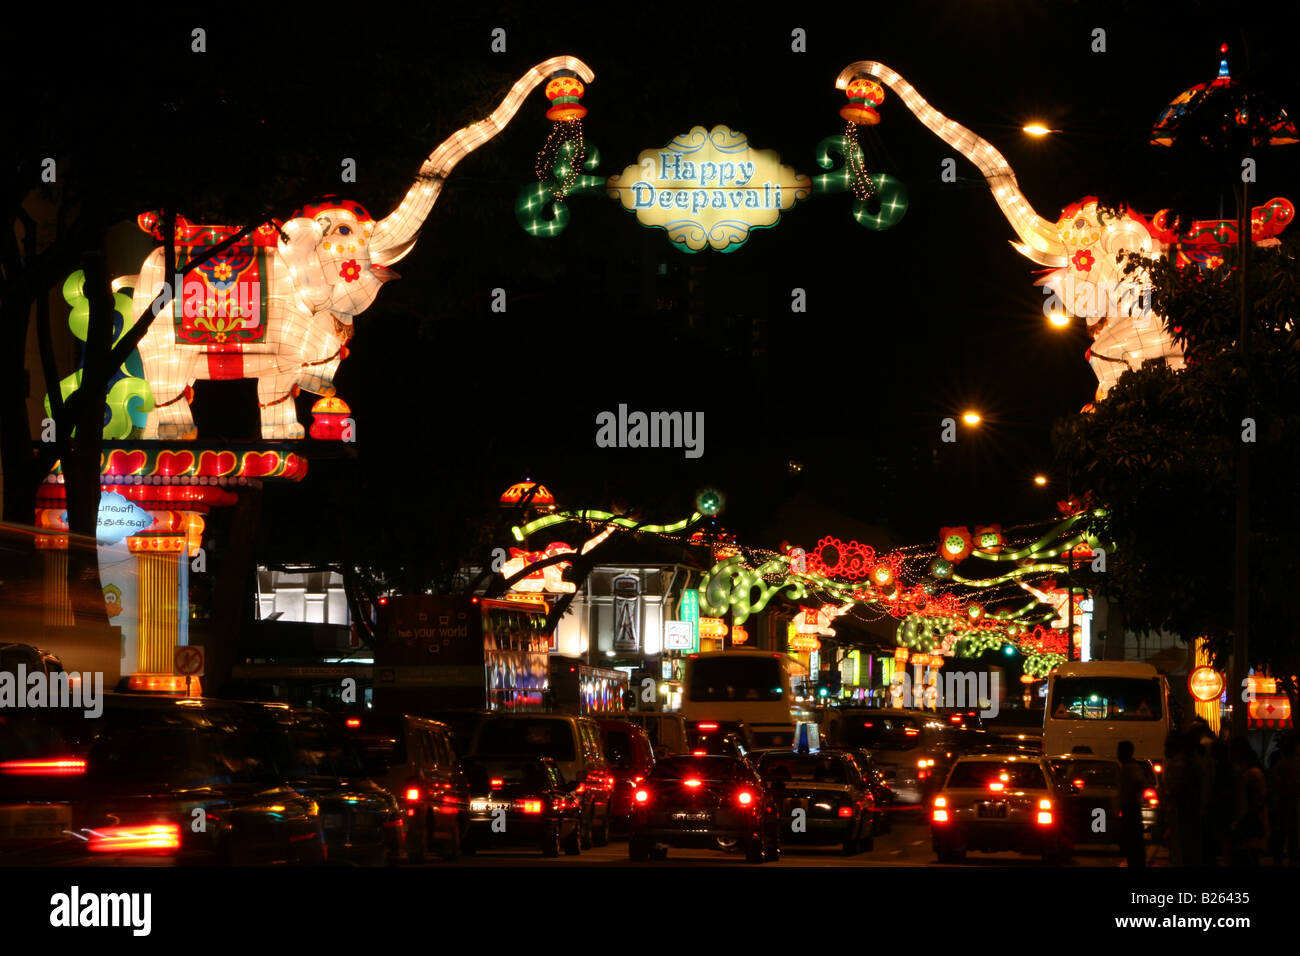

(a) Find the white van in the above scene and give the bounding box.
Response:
[1043,661,1170,763]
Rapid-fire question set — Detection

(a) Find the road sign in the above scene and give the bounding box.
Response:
[173,645,205,678]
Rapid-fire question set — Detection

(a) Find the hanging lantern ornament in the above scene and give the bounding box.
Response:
[975,524,1004,554]
[871,562,895,588]
[928,557,954,580]
[535,71,589,199]
[838,77,885,202]
[966,603,985,624]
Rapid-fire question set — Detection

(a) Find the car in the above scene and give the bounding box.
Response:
[461,755,583,856]
[469,714,613,848]
[608,712,688,758]
[596,718,656,829]
[834,709,954,805]
[755,750,875,853]
[0,694,324,865]
[238,703,405,866]
[1045,753,1159,844]
[821,747,896,833]
[628,755,781,863]
[339,713,469,862]
[930,754,1072,863]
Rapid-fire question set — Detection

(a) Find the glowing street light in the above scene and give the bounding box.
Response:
[1033,475,1048,486]
[962,411,982,426]
[1023,124,1053,136]
[1047,312,1070,327]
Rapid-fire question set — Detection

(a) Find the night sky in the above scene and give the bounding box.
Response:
[21,3,1300,571]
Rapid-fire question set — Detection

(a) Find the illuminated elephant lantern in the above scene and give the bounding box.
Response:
[123,55,593,440]
[837,61,1294,403]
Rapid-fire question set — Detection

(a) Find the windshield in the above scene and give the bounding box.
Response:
[759,754,849,783]
[475,720,576,761]
[650,757,751,782]
[87,707,279,786]
[687,657,784,702]
[947,762,1047,790]
[840,714,927,751]
[1049,677,1163,721]
[277,718,367,777]
[1048,759,1120,788]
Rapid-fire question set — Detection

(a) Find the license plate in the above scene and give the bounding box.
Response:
[671,811,711,822]
[471,800,510,813]
[977,803,1008,819]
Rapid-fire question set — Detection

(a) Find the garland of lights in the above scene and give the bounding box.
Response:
[512,510,701,543]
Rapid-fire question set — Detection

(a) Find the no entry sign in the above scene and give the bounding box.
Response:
[173,645,205,677]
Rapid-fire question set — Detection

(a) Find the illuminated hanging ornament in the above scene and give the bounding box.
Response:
[500,480,556,510]
[938,527,972,563]
[695,489,724,517]
[928,557,954,579]
[308,396,352,441]
[535,71,590,199]
[965,603,985,624]
[840,77,886,127]
[975,524,1004,553]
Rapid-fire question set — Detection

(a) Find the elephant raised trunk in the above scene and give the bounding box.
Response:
[369,55,596,266]
[836,61,1069,265]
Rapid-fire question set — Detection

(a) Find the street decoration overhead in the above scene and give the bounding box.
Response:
[110,55,593,441]
[839,55,1295,404]
[517,65,909,247]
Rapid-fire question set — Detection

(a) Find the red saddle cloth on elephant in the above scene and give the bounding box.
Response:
[169,223,272,346]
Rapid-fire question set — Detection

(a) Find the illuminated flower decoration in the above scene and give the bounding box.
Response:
[339,259,361,283]
[965,603,985,624]
[938,527,972,563]
[974,524,1004,554]
[1071,248,1095,272]
[213,261,234,282]
[838,541,873,580]
[871,562,895,588]
[929,557,954,579]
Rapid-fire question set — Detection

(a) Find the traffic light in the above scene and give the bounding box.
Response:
[815,669,841,699]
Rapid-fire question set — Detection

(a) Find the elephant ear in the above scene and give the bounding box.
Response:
[278,217,331,312]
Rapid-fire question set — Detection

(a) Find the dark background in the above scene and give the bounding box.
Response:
[18,1,1300,575]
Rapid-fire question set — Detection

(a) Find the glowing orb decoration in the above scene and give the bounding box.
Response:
[1188,666,1224,703]
[929,558,954,579]
[695,489,724,516]
[308,396,351,441]
[606,125,812,253]
[939,527,972,563]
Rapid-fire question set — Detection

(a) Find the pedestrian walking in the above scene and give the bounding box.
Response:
[1270,735,1299,866]
[1230,737,1268,866]
[1117,740,1146,868]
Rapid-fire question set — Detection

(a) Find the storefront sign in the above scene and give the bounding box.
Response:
[607,125,811,252]
[680,588,700,653]
[613,574,641,652]
[699,617,728,639]
[664,621,693,650]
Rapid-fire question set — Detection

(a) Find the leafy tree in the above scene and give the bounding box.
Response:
[1052,234,1300,718]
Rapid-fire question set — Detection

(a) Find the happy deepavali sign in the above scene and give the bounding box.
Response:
[607,125,811,252]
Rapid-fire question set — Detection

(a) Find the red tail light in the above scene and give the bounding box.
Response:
[932,796,948,823]
[634,789,649,804]
[88,824,180,853]
[345,718,361,728]
[988,782,1005,792]
[1037,798,1053,825]
[605,774,616,790]
[904,728,919,737]
[490,778,504,790]
[683,778,702,789]
[692,750,707,756]
[1143,788,1159,806]
[0,758,86,775]
[519,799,543,814]
[950,715,962,723]
[405,787,420,802]
[735,789,754,807]
[838,806,854,818]
[699,723,719,731]
[1072,778,1085,790]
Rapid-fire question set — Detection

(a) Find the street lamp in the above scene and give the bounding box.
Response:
[961,411,982,426]
[1047,312,1070,328]
[1033,475,1048,486]
[1023,124,1053,137]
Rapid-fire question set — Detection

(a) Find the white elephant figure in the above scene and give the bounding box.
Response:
[836,61,1294,403]
[119,55,593,440]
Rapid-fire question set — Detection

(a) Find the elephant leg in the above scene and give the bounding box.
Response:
[146,351,200,440]
[256,372,304,440]
[297,355,341,397]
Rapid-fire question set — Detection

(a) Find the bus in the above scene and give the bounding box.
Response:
[1043,661,1170,763]
[374,595,551,714]
[680,650,809,748]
